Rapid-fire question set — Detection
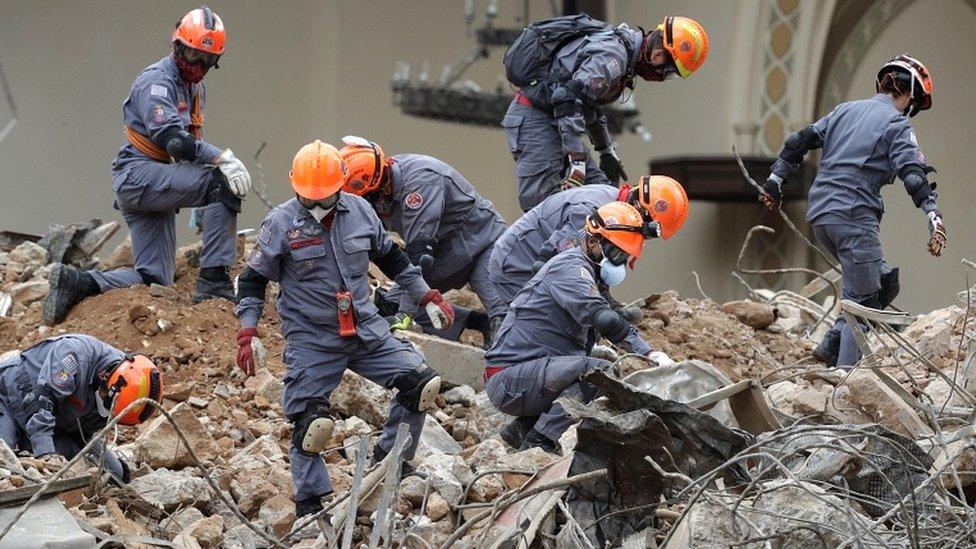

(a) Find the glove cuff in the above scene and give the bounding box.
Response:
[419,289,442,307]
[237,327,258,339]
[568,152,588,162]
[768,173,784,185]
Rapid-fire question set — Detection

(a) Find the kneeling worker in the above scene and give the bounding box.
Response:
[484,202,671,452]
[235,141,455,518]
[0,334,163,483]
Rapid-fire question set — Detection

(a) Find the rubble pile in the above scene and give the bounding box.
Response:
[0,226,973,547]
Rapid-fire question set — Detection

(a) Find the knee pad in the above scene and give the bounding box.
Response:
[394,364,441,412]
[291,401,335,456]
[878,268,900,309]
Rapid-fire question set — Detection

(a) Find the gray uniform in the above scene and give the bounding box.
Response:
[488,184,621,307]
[502,29,642,211]
[371,155,507,319]
[773,94,938,366]
[90,56,236,291]
[484,247,652,441]
[0,335,127,478]
[238,195,435,501]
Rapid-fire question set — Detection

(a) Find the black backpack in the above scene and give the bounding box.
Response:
[504,13,615,107]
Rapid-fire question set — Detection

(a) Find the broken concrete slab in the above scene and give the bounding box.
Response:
[414,413,462,459]
[0,496,96,548]
[134,402,219,468]
[331,370,391,427]
[417,452,474,507]
[846,370,933,438]
[8,280,47,306]
[130,467,213,511]
[397,331,486,389]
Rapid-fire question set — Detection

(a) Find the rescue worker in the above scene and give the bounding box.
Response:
[503,15,708,211]
[338,136,507,340]
[484,202,672,452]
[0,334,163,483]
[488,176,688,314]
[760,54,946,368]
[234,140,455,518]
[44,6,251,325]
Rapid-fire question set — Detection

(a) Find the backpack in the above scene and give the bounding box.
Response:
[503,13,614,107]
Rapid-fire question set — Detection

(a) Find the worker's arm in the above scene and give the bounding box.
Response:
[134,76,222,163]
[368,208,432,304]
[550,261,652,355]
[25,345,91,456]
[236,217,285,328]
[398,172,446,267]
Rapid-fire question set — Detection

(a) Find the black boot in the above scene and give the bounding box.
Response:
[295,495,324,518]
[373,444,427,480]
[812,330,840,368]
[499,416,538,450]
[194,266,237,303]
[519,429,558,454]
[43,264,100,325]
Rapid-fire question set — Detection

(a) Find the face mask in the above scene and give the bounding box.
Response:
[95,393,112,418]
[599,258,627,286]
[308,206,334,222]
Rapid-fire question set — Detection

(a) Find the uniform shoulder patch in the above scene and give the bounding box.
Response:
[258,222,273,245]
[605,58,621,77]
[405,192,424,210]
[51,353,78,390]
[151,105,166,124]
[150,84,168,98]
[589,76,606,95]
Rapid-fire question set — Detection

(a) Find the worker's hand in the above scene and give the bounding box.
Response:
[420,290,454,330]
[561,153,587,190]
[927,211,947,257]
[590,344,619,362]
[759,175,783,210]
[38,453,68,471]
[215,149,252,198]
[389,313,414,332]
[418,254,435,272]
[531,260,546,275]
[236,327,261,376]
[615,304,644,325]
[647,351,675,367]
[597,146,628,185]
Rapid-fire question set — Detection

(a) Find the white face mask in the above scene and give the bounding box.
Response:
[308,205,335,222]
[599,258,627,286]
[95,393,112,418]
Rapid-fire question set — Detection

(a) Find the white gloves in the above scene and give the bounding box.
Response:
[590,344,619,361]
[215,149,252,198]
[647,351,675,367]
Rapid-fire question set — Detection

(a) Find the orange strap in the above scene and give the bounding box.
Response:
[124,84,204,162]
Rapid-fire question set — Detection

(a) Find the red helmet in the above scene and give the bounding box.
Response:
[106,355,163,426]
[876,54,933,117]
[172,6,226,55]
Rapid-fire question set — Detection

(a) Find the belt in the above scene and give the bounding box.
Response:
[483,366,505,382]
[513,91,533,107]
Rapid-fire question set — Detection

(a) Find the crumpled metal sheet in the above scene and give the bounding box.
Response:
[563,370,753,546]
[624,359,739,429]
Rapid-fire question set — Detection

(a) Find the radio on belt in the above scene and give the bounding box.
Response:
[336,290,357,337]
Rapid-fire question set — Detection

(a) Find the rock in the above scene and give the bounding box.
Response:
[100,235,133,270]
[166,382,193,402]
[405,516,454,549]
[333,415,372,446]
[130,467,212,510]
[558,424,578,455]
[721,300,776,330]
[172,532,203,549]
[9,280,47,306]
[468,473,507,503]
[178,515,224,549]
[443,385,476,406]
[232,478,277,518]
[134,402,218,468]
[223,523,264,549]
[415,414,462,459]
[259,494,296,537]
[846,371,932,437]
[188,396,210,408]
[9,241,47,268]
[462,438,509,470]
[467,391,511,439]
[164,506,205,537]
[498,448,555,489]
[331,370,391,426]
[922,377,968,409]
[400,475,429,507]
[425,492,450,521]
[244,369,284,404]
[418,453,474,507]
[106,499,150,537]
[905,306,960,359]
[149,283,178,299]
[229,434,286,467]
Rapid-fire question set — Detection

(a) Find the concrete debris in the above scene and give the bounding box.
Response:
[0,228,971,548]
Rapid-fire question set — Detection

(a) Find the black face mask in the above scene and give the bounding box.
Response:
[635,32,679,82]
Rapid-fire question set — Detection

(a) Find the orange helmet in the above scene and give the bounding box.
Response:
[291,140,348,200]
[172,6,226,55]
[658,16,708,78]
[585,202,645,260]
[106,355,163,426]
[636,175,689,240]
[876,54,933,117]
[339,136,387,195]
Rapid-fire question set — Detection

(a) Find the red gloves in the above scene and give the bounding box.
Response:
[420,290,455,330]
[236,327,259,376]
